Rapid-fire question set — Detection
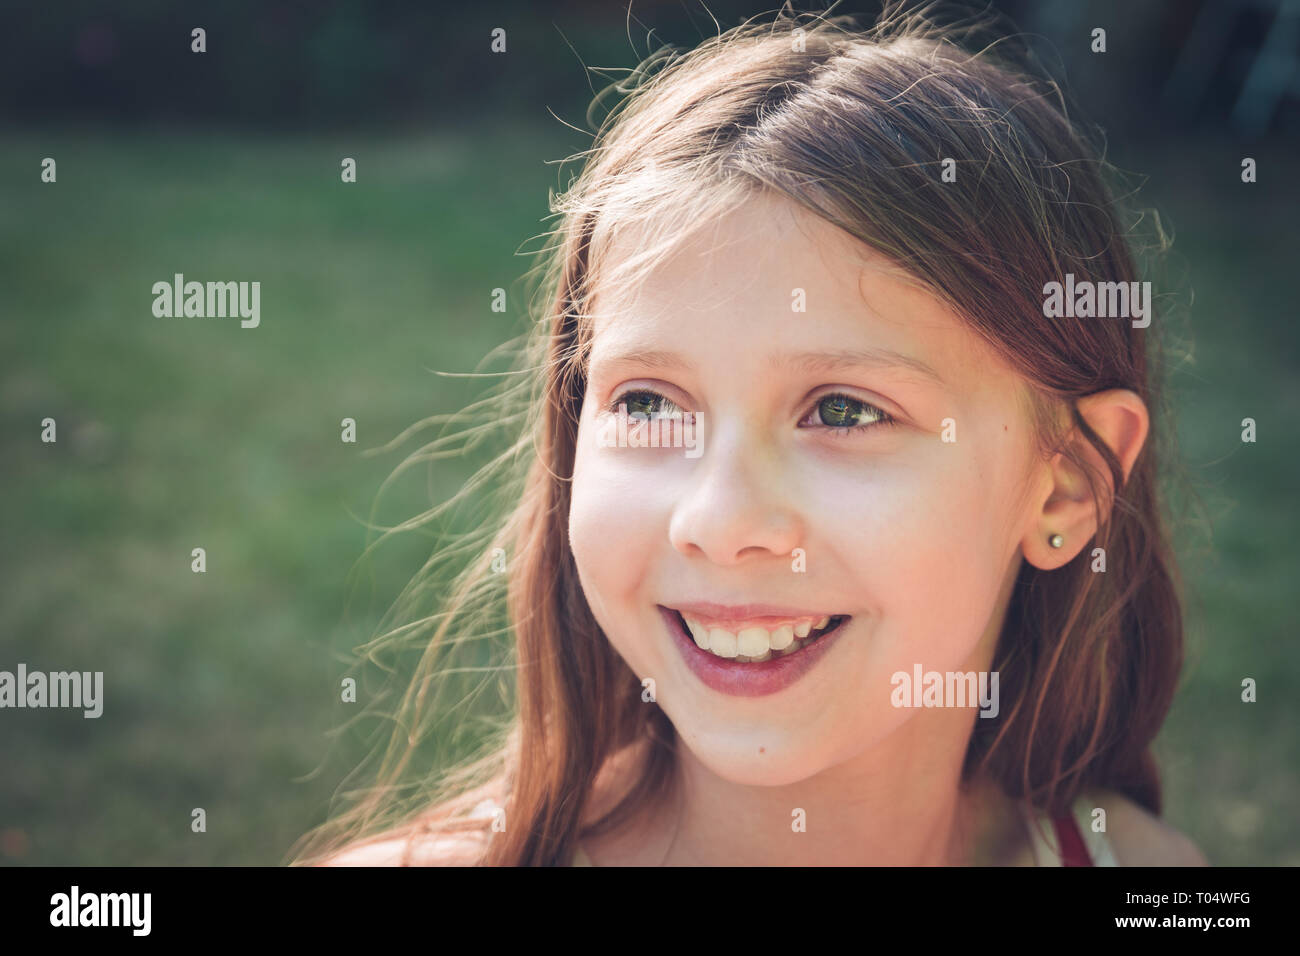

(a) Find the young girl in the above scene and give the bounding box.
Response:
[295,6,1206,867]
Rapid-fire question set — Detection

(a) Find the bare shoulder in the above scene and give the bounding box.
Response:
[1092,788,1209,866]
[316,824,490,867]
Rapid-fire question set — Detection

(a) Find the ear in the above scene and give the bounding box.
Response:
[1022,389,1150,570]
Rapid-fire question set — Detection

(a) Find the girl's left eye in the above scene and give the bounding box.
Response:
[606,388,894,434]
[799,393,895,434]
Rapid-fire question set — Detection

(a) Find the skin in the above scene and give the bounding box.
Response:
[556,189,1205,866]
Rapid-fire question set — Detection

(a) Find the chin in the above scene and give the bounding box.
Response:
[671,721,837,788]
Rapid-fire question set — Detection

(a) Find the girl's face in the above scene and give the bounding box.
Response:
[568,191,1043,787]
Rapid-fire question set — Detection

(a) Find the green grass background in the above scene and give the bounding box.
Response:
[0,123,1295,864]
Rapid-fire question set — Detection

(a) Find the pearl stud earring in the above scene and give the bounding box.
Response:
[1048,533,1064,549]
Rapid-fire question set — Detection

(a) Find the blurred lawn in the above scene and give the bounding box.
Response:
[0,123,1295,865]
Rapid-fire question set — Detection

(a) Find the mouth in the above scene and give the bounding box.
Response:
[663,606,851,663]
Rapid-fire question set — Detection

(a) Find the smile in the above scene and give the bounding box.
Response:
[656,604,852,698]
[674,609,849,662]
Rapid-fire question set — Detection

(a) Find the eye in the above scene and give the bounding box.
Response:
[603,388,895,434]
[799,393,895,434]
[607,388,683,418]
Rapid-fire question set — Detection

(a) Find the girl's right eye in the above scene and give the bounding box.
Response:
[608,388,682,417]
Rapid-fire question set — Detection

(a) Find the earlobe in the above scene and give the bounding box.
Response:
[1021,389,1149,570]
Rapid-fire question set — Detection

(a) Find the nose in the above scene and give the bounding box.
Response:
[667,424,804,566]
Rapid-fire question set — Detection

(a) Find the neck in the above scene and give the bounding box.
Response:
[655,705,996,866]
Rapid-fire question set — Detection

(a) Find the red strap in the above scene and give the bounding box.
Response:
[1052,811,1094,866]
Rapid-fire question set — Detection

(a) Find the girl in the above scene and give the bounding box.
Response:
[295,5,1206,866]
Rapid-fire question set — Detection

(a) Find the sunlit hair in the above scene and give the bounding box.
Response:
[289,2,1189,866]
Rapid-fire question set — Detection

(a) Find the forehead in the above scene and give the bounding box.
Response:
[586,190,1009,399]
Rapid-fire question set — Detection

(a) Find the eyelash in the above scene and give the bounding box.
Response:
[604,388,897,435]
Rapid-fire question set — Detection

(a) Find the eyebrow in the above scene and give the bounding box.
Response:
[590,346,946,387]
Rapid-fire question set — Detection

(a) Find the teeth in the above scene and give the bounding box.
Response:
[707,628,738,658]
[769,624,794,650]
[736,627,770,657]
[681,613,839,663]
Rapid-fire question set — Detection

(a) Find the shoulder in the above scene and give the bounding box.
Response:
[317,826,490,866]
[317,831,487,866]
[1087,788,1208,866]
[316,803,497,867]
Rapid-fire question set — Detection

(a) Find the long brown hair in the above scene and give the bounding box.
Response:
[289,3,1186,866]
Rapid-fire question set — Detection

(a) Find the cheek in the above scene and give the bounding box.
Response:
[567,419,667,625]
[805,432,1022,664]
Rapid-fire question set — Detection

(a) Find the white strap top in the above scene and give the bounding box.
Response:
[1022,790,1120,866]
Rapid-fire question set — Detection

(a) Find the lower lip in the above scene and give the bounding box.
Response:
[657,605,848,698]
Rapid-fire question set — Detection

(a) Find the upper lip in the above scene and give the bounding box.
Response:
[663,602,848,629]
